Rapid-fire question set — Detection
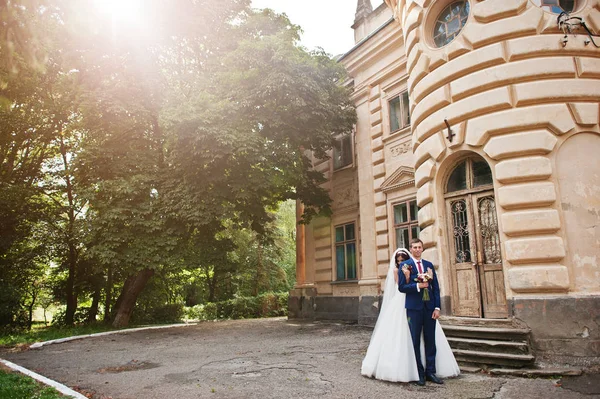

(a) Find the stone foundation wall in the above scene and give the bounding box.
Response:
[511,296,600,363]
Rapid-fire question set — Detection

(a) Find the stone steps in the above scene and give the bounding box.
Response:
[453,349,535,367]
[447,336,529,354]
[442,324,531,341]
[439,317,535,369]
[488,367,583,377]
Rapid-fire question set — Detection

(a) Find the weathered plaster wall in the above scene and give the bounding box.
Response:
[384,0,600,356]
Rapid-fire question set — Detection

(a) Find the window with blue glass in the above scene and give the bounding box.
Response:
[433,1,470,48]
[532,0,576,13]
[335,223,357,281]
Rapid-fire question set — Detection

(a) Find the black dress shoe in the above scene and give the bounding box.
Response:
[416,377,426,386]
[426,374,443,384]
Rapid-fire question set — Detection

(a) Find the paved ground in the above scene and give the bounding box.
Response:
[1,318,598,399]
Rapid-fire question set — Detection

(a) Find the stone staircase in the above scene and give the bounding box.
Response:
[439,316,535,371]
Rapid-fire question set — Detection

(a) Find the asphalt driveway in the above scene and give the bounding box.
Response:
[1,318,597,399]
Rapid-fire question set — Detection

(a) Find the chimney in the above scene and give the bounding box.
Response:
[354,0,373,26]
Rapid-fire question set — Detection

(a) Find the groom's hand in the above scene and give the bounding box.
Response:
[432,309,440,320]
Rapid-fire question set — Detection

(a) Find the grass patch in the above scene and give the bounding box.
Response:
[0,369,69,399]
[0,323,119,348]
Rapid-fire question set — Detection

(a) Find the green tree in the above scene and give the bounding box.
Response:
[1,0,355,329]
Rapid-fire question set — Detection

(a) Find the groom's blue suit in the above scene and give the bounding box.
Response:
[398,258,441,380]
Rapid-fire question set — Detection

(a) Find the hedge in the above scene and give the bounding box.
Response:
[186,292,288,321]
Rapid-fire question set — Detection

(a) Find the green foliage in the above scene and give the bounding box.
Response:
[0,0,355,329]
[131,303,185,325]
[0,370,67,399]
[50,307,92,327]
[0,323,112,347]
[186,292,288,321]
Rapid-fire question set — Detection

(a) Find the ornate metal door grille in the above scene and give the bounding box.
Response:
[477,196,501,264]
[451,199,471,263]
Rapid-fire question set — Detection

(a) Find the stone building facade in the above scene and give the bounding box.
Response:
[289,0,600,363]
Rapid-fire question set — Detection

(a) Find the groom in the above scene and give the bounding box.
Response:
[398,238,443,386]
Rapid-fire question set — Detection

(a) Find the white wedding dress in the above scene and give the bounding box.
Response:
[361,248,460,382]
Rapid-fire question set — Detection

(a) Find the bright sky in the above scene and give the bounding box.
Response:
[251,0,385,57]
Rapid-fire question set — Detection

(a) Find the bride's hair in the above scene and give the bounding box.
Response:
[395,250,410,266]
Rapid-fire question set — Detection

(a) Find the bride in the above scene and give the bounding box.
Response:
[361,248,460,382]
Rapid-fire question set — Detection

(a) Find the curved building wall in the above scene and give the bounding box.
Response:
[385,0,600,358]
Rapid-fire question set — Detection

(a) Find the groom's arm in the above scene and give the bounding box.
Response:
[398,261,418,293]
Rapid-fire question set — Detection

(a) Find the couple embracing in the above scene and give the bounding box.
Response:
[361,238,460,385]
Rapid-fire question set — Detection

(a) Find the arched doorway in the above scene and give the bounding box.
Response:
[444,155,507,319]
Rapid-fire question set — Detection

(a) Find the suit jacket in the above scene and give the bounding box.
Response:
[398,258,441,311]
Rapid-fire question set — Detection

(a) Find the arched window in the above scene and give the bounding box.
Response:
[445,156,493,194]
[433,1,470,48]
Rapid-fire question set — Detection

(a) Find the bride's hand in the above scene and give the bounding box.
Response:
[402,267,410,282]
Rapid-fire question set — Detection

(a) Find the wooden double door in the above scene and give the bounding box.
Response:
[446,191,508,319]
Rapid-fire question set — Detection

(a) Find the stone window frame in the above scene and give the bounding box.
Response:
[388,90,411,134]
[444,155,494,197]
[333,221,358,282]
[392,198,421,250]
[423,0,471,50]
[530,0,580,14]
[332,132,354,171]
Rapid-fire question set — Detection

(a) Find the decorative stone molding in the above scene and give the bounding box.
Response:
[390,141,411,157]
[465,104,575,147]
[568,103,600,126]
[507,265,570,293]
[501,209,562,236]
[380,166,416,192]
[497,182,557,209]
[415,158,436,188]
[416,182,433,207]
[495,156,553,183]
[504,236,566,264]
[483,129,557,160]
[472,0,528,23]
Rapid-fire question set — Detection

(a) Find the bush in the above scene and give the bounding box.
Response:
[51,307,92,326]
[131,303,184,325]
[185,292,288,321]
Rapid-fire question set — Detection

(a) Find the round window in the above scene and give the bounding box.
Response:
[433,1,470,48]
[531,0,577,13]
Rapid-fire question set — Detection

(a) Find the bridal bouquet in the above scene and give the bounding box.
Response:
[414,269,434,301]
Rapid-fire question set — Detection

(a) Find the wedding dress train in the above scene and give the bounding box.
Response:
[361,248,460,382]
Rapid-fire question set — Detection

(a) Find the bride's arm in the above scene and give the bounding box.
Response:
[394,268,399,284]
[402,267,410,282]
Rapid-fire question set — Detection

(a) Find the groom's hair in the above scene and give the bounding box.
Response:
[410,238,423,247]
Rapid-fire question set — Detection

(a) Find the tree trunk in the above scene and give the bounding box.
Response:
[112,268,154,328]
[253,242,263,296]
[27,291,37,330]
[104,265,113,323]
[206,266,217,302]
[88,285,101,323]
[60,135,78,325]
[64,244,78,325]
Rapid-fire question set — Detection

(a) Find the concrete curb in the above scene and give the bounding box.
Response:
[0,358,88,399]
[30,322,196,349]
